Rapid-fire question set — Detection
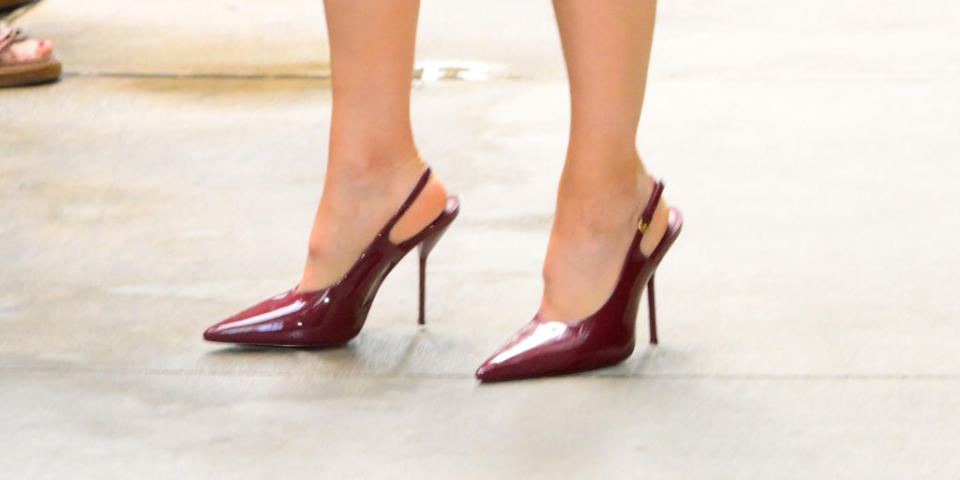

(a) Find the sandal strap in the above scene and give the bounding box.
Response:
[376,167,433,238]
[638,179,664,235]
[0,24,27,54]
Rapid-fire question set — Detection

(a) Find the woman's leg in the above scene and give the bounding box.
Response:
[540,0,671,321]
[300,0,447,291]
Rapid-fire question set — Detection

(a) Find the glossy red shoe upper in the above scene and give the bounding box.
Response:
[475,180,682,382]
[203,168,459,347]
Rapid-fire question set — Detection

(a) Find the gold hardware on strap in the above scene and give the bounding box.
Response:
[638,219,650,233]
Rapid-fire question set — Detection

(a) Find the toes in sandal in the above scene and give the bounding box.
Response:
[0,22,61,88]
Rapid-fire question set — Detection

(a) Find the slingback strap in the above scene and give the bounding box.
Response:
[638,179,664,235]
[377,167,433,238]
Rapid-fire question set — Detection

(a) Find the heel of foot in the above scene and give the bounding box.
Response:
[388,174,448,243]
[639,197,670,257]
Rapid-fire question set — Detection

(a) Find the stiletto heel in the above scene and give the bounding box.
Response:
[203,167,460,347]
[415,208,453,325]
[418,246,427,325]
[476,178,682,382]
[647,273,657,345]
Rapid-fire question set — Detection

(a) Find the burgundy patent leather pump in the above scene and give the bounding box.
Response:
[475,179,682,382]
[203,167,459,347]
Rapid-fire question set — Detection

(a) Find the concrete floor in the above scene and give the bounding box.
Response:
[2,0,959,478]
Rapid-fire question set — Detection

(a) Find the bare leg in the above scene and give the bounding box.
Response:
[300,0,447,291]
[540,0,671,321]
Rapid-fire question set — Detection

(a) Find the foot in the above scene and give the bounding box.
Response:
[297,155,448,292]
[0,24,53,64]
[539,156,670,322]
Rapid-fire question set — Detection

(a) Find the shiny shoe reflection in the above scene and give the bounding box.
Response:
[203,167,459,347]
[475,179,682,382]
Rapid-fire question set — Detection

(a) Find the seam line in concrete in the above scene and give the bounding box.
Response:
[2,366,959,381]
[58,71,956,82]
[62,71,332,80]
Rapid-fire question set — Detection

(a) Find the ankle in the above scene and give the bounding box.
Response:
[328,117,420,175]
[551,151,662,243]
[564,141,647,181]
[326,145,423,189]
[557,166,646,218]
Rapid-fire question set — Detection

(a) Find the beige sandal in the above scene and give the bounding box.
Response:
[0,22,60,87]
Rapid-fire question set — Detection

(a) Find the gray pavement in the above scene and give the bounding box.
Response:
[2,0,959,478]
